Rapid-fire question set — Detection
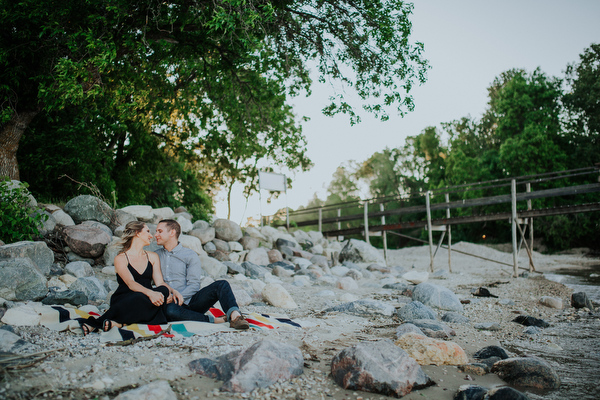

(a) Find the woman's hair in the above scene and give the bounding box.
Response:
[119,221,146,253]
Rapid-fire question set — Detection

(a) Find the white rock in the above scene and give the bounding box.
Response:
[47,277,68,291]
[51,209,75,226]
[293,276,312,287]
[540,296,563,309]
[101,266,116,275]
[59,274,78,287]
[263,272,282,284]
[114,380,177,400]
[310,244,324,255]
[153,207,174,220]
[402,270,429,284]
[337,276,358,291]
[245,247,270,266]
[176,215,194,233]
[331,266,350,277]
[307,231,324,242]
[229,252,241,263]
[1,304,40,326]
[119,205,154,222]
[245,227,267,241]
[294,257,312,270]
[230,286,252,307]
[179,234,207,256]
[199,256,227,278]
[339,292,359,302]
[262,283,298,309]
[248,278,266,294]
[316,290,336,297]
[228,241,243,252]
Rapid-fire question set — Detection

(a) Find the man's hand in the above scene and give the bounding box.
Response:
[166,293,174,304]
[173,290,184,306]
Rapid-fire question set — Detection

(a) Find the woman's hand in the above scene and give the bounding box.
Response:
[147,290,164,306]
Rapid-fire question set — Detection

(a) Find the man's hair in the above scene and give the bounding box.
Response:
[159,219,181,239]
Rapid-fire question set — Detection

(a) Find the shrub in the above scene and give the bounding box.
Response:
[0,178,47,243]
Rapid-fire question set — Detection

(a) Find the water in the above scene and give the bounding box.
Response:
[506,264,600,400]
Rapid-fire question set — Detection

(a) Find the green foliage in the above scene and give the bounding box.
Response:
[0,178,47,243]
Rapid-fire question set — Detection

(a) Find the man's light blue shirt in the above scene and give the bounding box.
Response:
[156,243,205,304]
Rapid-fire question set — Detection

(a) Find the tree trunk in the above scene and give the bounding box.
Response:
[0,111,38,180]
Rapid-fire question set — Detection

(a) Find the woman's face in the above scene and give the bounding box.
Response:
[137,225,153,246]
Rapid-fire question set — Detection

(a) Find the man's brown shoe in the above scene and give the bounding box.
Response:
[230,315,250,330]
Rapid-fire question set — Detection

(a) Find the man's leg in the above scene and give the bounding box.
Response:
[187,280,240,322]
[164,303,212,323]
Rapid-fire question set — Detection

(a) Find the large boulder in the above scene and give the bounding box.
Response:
[69,276,108,302]
[118,205,154,222]
[0,240,54,276]
[397,301,437,321]
[331,339,434,397]
[245,247,270,266]
[339,239,385,264]
[176,215,193,233]
[62,225,112,258]
[239,236,260,250]
[51,209,76,227]
[213,219,243,242]
[179,234,207,256]
[198,256,227,278]
[491,357,561,390]
[412,282,463,312]
[188,227,215,244]
[395,332,468,366]
[103,237,122,266]
[262,283,298,309]
[63,195,114,225]
[326,299,395,317]
[65,261,94,278]
[0,257,48,301]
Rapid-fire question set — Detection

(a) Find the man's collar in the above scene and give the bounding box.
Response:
[162,242,182,253]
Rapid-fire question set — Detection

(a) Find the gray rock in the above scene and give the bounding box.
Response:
[498,298,515,306]
[204,241,217,253]
[326,299,395,317]
[441,312,470,324]
[0,240,54,277]
[453,384,488,400]
[491,357,561,390]
[65,261,94,278]
[192,220,210,230]
[239,236,260,250]
[245,247,270,266]
[474,322,501,331]
[37,210,57,235]
[267,249,284,263]
[62,225,111,258]
[523,326,542,335]
[189,339,303,393]
[383,282,410,292]
[396,323,425,338]
[189,227,215,244]
[114,380,177,400]
[309,254,329,269]
[242,261,269,279]
[81,220,113,237]
[69,276,108,302]
[51,209,75,227]
[0,329,36,353]
[0,257,47,301]
[268,261,295,270]
[110,209,137,231]
[485,386,530,400]
[103,237,122,266]
[198,256,225,278]
[512,315,549,328]
[278,245,294,259]
[571,292,594,310]
[223,261,245,275]
[42,289,88,306]
[212,238,230,253]
[473,346,509,360]
[63,195,115,225]
[397,301,437,321]
[213,219,243,242]
[406,319,456,338]
[431,269,449,279]
[331,339,434,397]
[339,239,385,264]
[412,282,463,312]
[275,238,298,250]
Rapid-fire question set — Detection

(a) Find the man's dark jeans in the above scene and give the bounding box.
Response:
[164,280,240,323]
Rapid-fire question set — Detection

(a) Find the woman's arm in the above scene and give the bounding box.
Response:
[114,253,164,306]
[148,252,183,305]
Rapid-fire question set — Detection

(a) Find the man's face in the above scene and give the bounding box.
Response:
[155,223,172,246]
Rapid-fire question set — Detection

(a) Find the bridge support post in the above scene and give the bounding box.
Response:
[426,191,434,272]
[526,183,534,272]
[445,192,452,273]
[511,179,518,277]
[318,208,322,233]
[364,201,370,245]
[380,203,388,265]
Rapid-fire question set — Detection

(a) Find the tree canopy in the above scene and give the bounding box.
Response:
[1,0,428,216]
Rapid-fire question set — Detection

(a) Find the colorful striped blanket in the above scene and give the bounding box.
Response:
[38,305,300,343]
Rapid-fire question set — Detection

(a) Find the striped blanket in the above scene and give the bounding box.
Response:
[38,305,300,343]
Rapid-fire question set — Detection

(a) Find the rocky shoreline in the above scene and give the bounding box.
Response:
[1,193,599,399]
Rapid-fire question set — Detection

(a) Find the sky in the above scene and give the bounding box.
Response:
[214,0,600,226]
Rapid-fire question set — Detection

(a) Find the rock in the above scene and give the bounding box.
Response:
[103,237,122,266]
[431,269,449,279]
[272,265,294,278]
[278,245,294,259]
[64,195,115,225]
[473,346,509,360]
[512,315,549,328]
[571,292,594,310]
[262,283,297,309]
[239,236,260,250]
[292,248,314,259]
[118,205,154,222]
[331,339,434,397]
[42,289,88,306]
[0,241,54,277]
[367,263,390,273]
[245,227,267,241]
[402,270,429,284]
[192,220,209,230]
[51,209,75,227]
[327,299,395,317]
[245,247,270,266]
[0,257,47,301]
[198,256,226,278]
[406,319,456,338]
[204,242,216,253]
[189,339,303,393]
[59,274,78,286]
[338,239,385,264]
[188,227,215,244]
[331,265,350,276]
[210,249,231,262]
[0,328,36,353]
[1,304,40,326]
[114,380,177,400]
[213,219,243,242]
[458,363,488,376]
[412,282,464,312]
[223,261,245,275]
[539,296,563,309]
[37,210,56,234]
[81,220,112,237]
[383,282,410,292]
[474,322,501,331]
[397,301,437,321]
[211,238,230,253]
[523,326,542,335]
[336,276,358,291]
[491,357,561,390]
[471,287,498,298]
[453,384,488,400]
[292,230,310,244]
[498,298,515,306]
[396,323,425,338]
[65,261,94,278]
[228,241,243,252]
[485,386,530,400]
[69,277,108,302]
[179,234,207,256]
[310,244,324,255]
[309,254,329,269]
[395,332,468,366]
[110,210,138,232]
[176,215,193,233]
[62,225,111,258]
[441,312,470,324]
[275,237,298,251]
[346,269,362,280]
[152,207,175,221]
[267,249,283,263]
[242,261,270,279]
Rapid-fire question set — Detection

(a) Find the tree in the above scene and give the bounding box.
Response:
[1,0,429,209]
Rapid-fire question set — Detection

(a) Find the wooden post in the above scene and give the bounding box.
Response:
[426,191,434,272]
[380,203,388,265]
[445,192,452,273]
[511,179,518,277]
[337,208,341,231]
[526,182,533,273]
[318,208,322,233]
[364,201,370,245]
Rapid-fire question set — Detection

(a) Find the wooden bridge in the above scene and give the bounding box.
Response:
[272,167,600,277]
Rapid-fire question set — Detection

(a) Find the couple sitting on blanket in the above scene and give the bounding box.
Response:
[79,219,249,335]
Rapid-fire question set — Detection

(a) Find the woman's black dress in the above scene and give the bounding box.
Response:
[82,254,169,329]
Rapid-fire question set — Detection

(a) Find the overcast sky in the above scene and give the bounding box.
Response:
[214,0,600,226]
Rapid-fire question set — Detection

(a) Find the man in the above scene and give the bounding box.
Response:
[154,219,249,330]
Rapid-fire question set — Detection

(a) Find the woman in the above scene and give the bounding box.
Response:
[79,221,182,334]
